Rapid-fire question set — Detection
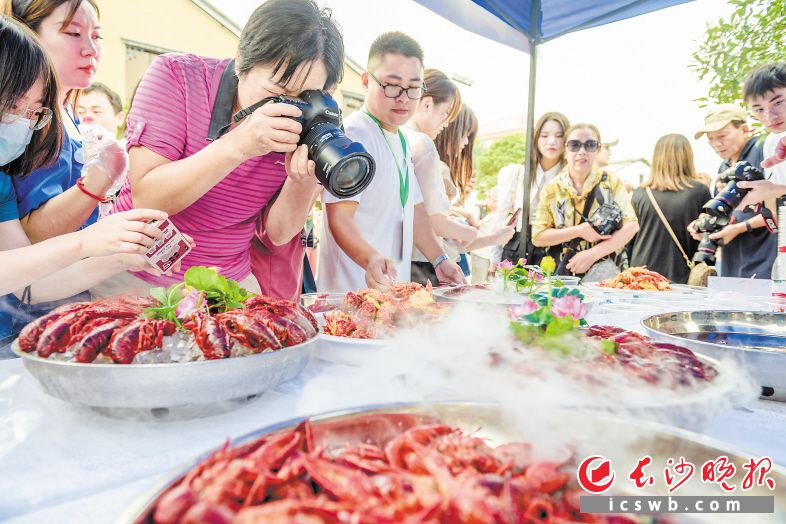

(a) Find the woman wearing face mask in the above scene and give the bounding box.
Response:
[0,15,178,344]
[492,112,570,269]
[103,0,342,296]
[532,123,638,279]
[5,0,126,242]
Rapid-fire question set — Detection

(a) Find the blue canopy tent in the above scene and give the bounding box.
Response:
[414,0,692,261]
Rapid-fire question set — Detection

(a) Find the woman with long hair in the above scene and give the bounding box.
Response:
[5,0,126,241]
[435,104,513,279]
[435,102,478,205]
[492,111,570,267]
[631,134,710,283]
[406,75,513,284]
[532,123,639,280]
[0,15,174,343]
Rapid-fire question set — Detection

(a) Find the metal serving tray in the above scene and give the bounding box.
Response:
[641,310,786,401]
[12,337,316,419]
[120,401,786,523]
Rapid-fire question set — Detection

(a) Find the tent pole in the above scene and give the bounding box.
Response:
[517,41,537,263]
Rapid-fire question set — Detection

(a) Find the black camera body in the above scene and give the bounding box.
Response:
[692,214,730,264]
[704,161,766,217]
[260,90,376,198]
[588,202,623,236]
[691,161,764,264]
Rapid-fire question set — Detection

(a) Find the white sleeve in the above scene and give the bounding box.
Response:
[765,132,786,185]
[489,164,519,264]
[494,164,519,230]
[410,135,450,215]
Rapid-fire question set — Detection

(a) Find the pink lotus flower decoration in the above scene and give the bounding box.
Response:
[527,269,544,282]
[497,260,514,270]
[517,258,527,266]
[176,288,205,319]
[550,295,588,320]
[511,299,539,318]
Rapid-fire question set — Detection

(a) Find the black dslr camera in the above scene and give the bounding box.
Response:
[587,202,623,236]
[691,161,765,264]
[704,161,766,216]
[233,90,375,198]
[691,214,730,264]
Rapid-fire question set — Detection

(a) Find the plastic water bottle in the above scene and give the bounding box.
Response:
[771,205,786,312]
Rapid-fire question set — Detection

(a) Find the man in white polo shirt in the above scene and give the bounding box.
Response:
[318,32,465,293]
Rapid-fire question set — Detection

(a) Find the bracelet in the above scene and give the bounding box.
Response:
[431,253,449,268]
[76,177,110,203]
[745,220,753,232]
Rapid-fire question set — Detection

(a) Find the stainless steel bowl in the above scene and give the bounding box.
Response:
[12,337,316,418]
[641,311,786,401]
[119,401,786,523]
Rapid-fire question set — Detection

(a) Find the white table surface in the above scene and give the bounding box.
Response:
[2,287,785,523]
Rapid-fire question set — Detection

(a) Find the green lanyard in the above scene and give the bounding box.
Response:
[365,110,409,208]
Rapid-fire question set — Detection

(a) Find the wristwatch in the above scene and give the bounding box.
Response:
[431,253,449,268]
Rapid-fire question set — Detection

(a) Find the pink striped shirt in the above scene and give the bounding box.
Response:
[114,53,287,286]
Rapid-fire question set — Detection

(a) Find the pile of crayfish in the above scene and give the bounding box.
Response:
[152,420,654,523]
[17,295,317,364]
[586,325,718,386]
[323,282,447,339]
[598,267,671,291]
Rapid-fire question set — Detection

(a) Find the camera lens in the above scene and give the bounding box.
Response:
[289,90,376,198]
[334,156,370,188]
[303,125,375,198]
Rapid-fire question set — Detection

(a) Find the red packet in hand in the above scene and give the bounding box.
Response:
[144,219,191,273]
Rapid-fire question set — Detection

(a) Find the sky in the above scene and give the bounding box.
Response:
[212,0,735,178]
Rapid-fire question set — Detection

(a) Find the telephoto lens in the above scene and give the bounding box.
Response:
[703,161,766,217]
[280,90,376,198]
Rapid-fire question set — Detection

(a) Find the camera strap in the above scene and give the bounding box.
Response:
[645,187,694,269]
[555,175,604,275]
[757,203,779,233]
[365,111,409,209]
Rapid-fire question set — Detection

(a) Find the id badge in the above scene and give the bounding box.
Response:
[401,206,414,262]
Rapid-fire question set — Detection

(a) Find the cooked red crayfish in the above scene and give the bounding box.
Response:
[323,282,446,339]
[152,420,657,523]
[586,325,717,385]
[599,267,671,291]
[18,295,317,364]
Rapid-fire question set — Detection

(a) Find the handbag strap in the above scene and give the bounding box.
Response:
[645,187,694,269]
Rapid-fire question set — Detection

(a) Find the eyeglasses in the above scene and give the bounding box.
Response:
[566,139,599,153]
[751,98,786,121]
[367,71,427,100]
[4,106,53,131]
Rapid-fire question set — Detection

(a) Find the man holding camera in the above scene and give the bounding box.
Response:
[690,104,776,278]
[318,32,465,293]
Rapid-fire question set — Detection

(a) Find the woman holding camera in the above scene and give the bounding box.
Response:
[532,123,638,279]
[630,135,710,283]
[108,0,343,294]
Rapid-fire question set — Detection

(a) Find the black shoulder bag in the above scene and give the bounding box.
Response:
[555,182,601,276]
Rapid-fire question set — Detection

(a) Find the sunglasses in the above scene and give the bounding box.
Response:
[566,139,599,153]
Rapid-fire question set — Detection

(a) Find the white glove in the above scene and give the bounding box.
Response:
[81,125,128,193]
